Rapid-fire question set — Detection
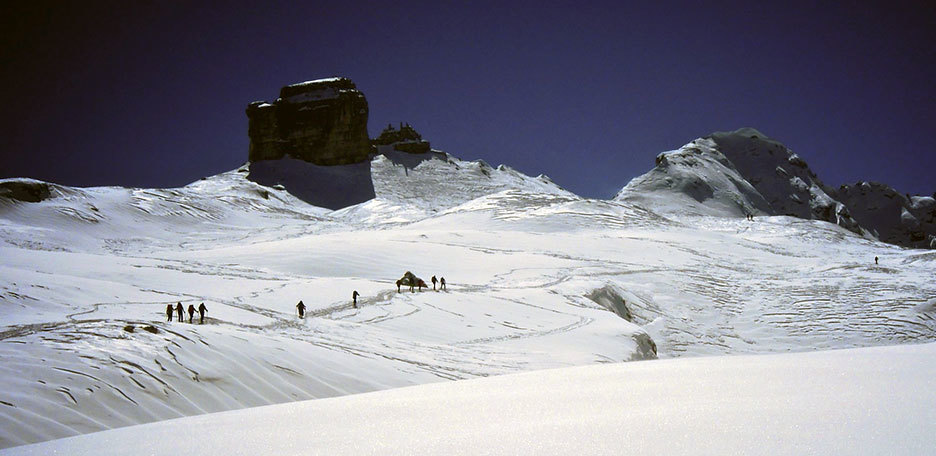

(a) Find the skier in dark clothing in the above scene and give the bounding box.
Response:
[176,302,184,322]
[396,280,402,292]
[352,290,359,308]
[187,304,196,323]
[875,256,879,265]
[431,275,438,291]
[166,304,174,322]
[296,300,306,318]
[440,277,446,290]
[198,302,207,324]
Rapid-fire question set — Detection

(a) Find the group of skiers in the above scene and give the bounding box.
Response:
[166,302,207,324]
[395,275,446,293]
[295,274,448,318]
[162,273,451,322]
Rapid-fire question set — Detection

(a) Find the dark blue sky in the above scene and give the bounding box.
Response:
[2,1,934,198]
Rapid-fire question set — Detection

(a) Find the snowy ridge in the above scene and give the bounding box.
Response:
[614,141,769,218]
[616,128,865,236]
[1,145,935,449]
[332,149,573,225]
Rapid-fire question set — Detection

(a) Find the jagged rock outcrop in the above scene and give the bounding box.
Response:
[832,182,936,249]
[0,179,52,203]
[372,122,431,154]
[246,77,371,165]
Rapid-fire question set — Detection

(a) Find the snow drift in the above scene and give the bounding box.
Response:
[5,343,934,455]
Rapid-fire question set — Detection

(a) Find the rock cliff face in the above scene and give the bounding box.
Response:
[706,129,863,234]
[832,182,936,249]
[246,77,371,165]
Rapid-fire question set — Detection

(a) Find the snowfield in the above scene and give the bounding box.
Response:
[5,343,935,455]
[1,143,934,450]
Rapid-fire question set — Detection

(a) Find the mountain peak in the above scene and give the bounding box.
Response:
[617,129,865,234]
[618,128,936,248]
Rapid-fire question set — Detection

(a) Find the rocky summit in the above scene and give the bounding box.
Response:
[372,122,431,154]
[246,77,371,166]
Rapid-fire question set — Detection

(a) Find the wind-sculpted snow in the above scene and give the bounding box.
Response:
[1,151,934,448]
[6,343,935,455]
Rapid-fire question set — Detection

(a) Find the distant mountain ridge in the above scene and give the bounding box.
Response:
[616,128,935,249]
[4,73,935,249]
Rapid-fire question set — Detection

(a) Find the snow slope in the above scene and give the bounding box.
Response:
[5,342,934,455]
[1,148,935,449]
[616,128,864,234]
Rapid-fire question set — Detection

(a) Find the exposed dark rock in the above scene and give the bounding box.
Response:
[0,180,52,203]
[373,122,431,154]
[631,333,658,359]
[247,77,371,165]
[392,141,431,154]
[707,128,864,235]
[586,286,633,322]
[832,182,936,249]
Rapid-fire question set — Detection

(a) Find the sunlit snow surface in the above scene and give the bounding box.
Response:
[1,152,934,449]
[5,343,935,455]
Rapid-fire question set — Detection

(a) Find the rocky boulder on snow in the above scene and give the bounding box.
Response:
[0,179,52,203]
[246,77,371,166]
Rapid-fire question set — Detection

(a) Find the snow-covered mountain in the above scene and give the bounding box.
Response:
[2,141,935,450]
[616,128,935,248]
[616,128,864,232]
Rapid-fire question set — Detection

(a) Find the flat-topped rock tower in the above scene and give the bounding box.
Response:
[246,77,371,165]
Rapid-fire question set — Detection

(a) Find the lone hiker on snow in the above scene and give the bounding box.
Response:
[431,275,438,291]
[352,290,360,308]
[166,304,174,322]
[297,300,306,318]
[198,302,207,324]
[187,304,196,323]
[176,302,184,322]
[875,256,879,265]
